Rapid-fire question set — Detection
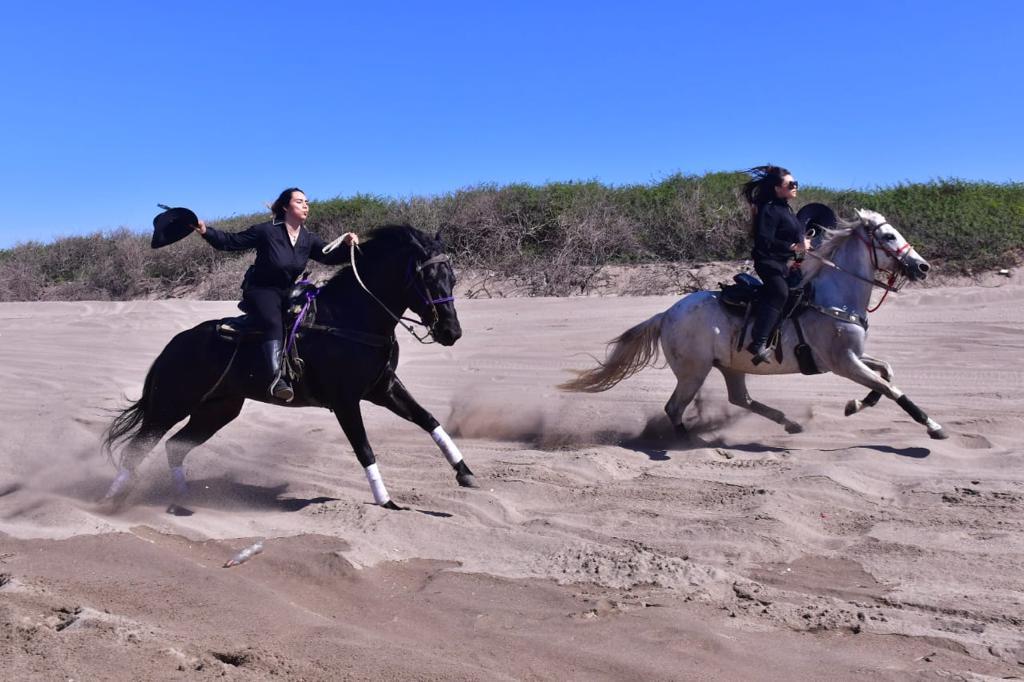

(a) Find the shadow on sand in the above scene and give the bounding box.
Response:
[616,412,790,461]
[821,444,931,459]
[148,477,339,513]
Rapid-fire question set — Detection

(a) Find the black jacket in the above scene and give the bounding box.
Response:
[202,220,345,289]
[751,198,804,264]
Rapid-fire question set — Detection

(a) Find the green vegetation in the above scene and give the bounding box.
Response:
[1,174,1021,300]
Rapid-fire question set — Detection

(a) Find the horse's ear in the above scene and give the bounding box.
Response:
[434,230,442,242]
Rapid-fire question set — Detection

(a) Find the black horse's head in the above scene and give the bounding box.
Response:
[403,228,462,346]
[324,224,463,345]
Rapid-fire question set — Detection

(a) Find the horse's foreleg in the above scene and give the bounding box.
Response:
[365,373,477,488]
[832,354,947,439]
[163,396,245,499]
[334,402,403,510]
[719,368,803,434]
[844,354,892,417]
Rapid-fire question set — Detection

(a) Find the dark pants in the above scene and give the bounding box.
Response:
[243,286,287,342]
[751,260,790,346]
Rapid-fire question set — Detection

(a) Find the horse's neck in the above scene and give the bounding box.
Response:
[319,255,410,333]
[812,230,874,315]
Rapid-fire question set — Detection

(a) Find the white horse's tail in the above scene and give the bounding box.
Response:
[559,313,665,393]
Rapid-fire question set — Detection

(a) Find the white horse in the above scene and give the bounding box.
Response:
[561,209,948,440]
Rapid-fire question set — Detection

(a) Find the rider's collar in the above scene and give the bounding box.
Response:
[273,218,305,230]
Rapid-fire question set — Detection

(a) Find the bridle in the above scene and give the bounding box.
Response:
[349,244,455,344]
[805,219,916,312]
[854,221,914,311]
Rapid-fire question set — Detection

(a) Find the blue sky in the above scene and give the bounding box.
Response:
[1,1,1020,248]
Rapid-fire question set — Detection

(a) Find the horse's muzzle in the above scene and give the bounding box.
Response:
[906,257,930,281]
[434,321,462,346]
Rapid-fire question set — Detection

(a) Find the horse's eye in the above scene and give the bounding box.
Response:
[882,233,897,241]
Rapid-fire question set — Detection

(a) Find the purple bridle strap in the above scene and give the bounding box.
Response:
[285,281,320,356]
[405,255,456,307]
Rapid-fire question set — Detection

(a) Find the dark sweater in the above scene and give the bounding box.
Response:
[751,198,804,264]
[202,220,345,289]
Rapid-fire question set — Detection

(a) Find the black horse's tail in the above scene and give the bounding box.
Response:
[102,364,157,465]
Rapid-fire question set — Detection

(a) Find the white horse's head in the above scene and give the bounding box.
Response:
[853,209,931,281]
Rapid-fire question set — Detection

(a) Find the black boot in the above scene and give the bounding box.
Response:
[748,303,781,366]
[261,339,293,402]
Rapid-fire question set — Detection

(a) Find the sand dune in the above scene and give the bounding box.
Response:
[2,274,1023,679]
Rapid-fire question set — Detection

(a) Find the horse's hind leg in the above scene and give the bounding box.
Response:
[365,373,477,488]
[164,396,245,499]
[663,364,712,439]
[844,354,891,416]
[832,353,947,439]
[719,367,803,434]
[103,423,173,502]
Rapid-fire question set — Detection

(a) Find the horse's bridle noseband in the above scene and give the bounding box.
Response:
[346,245,457,344]
[856,221,916,310]
[860,222,914,270]
[404,252,457,342]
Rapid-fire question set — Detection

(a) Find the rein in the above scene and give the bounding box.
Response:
[800,218,918,328]
[347,243,452,345]
[804,251,901,293]
[805,220,913,308]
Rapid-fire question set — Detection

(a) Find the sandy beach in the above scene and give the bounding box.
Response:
[2,274,1023,680]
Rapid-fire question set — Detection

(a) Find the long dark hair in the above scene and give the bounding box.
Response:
[271,187,305,221]
[740,165,789,235]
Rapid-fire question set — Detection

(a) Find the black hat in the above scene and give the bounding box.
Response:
[796,202,837,235]
[151,205,198,249]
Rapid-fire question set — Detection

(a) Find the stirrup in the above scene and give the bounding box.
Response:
[748,342,772,366]
[270,376,294,403]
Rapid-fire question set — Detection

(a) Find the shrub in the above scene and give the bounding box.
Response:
[1,176,1021,301]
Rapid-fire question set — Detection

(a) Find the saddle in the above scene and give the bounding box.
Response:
[216,280,320,338]
[215,279,321,382]
[718,272,821,374]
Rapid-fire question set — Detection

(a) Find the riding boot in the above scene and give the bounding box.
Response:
[747,303,782,365]
[261,339,293,402]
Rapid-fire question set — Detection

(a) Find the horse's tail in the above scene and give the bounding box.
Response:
[559,313,665,393]
[101,363,157,465]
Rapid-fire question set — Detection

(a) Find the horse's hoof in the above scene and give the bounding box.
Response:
[456,473,479,488]
[672,423,690,442]
[928,427,949,440]
[381,499,406,511]
[165,503,194,517]
[844,400,861,417]
[784,422,804,434]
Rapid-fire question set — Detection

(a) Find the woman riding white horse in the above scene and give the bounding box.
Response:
[561,208,948,441]
[741,165,811,365]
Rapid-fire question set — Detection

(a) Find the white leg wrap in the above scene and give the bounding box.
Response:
[170,466,188,496]
[105,468,133,498]
[364,464,390,505]
[925,418,942,431]
[430,426,463,466]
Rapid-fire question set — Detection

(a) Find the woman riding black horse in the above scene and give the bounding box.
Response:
[195,187,358,402]
[740,165,812,364]
[103,223,473,510]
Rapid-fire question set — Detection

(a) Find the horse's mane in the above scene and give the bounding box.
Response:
[321,223,435,288]
[799,213,864,282]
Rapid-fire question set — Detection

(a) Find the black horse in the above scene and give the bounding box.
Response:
[102,225,475,511]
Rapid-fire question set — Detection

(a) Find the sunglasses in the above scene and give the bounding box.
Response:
[785,180,799,190]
